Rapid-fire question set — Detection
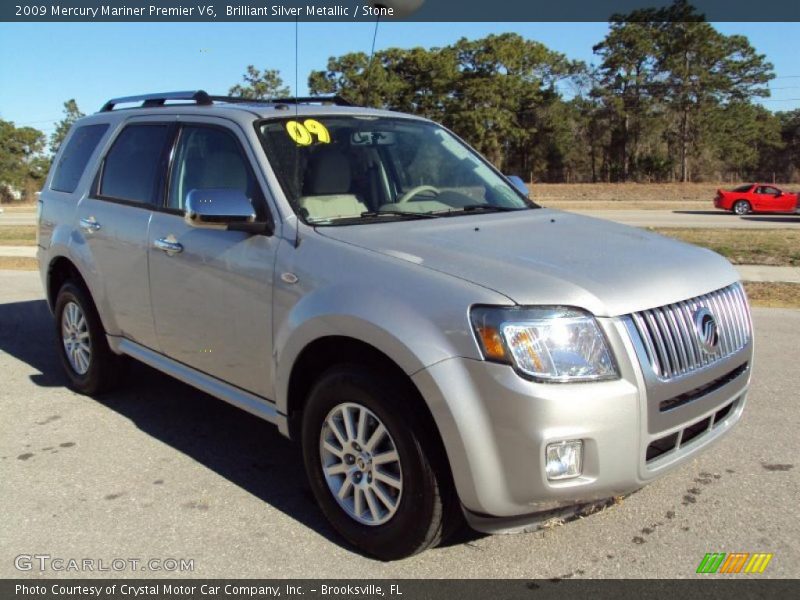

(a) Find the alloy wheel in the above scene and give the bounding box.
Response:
[61,301,91,375]
[319,402,403,526]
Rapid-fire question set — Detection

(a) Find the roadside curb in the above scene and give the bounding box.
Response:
[0,245,36,258]
[735,265,800,284]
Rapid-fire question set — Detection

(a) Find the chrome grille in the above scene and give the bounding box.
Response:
[629,283,751,380]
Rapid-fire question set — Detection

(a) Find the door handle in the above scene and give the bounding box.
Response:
[154,237,183,255]
[79,217,101,232]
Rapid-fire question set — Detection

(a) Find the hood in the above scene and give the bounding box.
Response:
[317,209,740,317]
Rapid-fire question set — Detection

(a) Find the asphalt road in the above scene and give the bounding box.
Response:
[3,207,799,229]
[565,209,800,229]
[0,270,798,579]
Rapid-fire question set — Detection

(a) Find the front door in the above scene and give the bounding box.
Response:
[147,122,276,398]
[752,185,785,211]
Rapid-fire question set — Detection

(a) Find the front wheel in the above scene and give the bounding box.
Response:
[733,200,752,215]
[301,365,456,560]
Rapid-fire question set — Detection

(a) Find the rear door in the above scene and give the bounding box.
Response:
[147,119,277,398]
[76,119,174,348]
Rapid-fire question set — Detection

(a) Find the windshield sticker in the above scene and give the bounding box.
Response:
[286,119,331,146]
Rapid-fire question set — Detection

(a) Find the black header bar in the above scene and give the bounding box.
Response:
[3,1,800,23]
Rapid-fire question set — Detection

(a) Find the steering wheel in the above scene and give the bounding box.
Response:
[396,185,439,204]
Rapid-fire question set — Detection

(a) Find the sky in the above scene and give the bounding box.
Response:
[1,21,799,138]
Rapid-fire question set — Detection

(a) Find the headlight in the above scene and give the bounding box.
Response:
[470,306,618,382]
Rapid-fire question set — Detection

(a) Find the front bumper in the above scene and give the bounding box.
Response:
[411,317,751,526]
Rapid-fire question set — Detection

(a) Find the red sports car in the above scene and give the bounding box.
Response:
[714,183,799,215]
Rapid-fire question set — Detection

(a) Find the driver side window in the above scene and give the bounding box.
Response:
[168,125,260,212]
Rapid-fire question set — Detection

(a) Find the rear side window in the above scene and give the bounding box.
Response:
[50,124,109,193]
[99,124,170,204]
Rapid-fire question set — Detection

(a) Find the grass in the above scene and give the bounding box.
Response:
[743,282,800,309]
[651,228,800,267]
[0,256,38,270]
[0,225,36,246]
[0,202,37,212]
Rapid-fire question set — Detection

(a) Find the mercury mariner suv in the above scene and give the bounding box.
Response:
[37,91,753,560]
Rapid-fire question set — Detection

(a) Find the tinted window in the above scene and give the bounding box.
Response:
[168,126,261,212]
[100,125,170,204]
[51,124,109,193]
[732,184,753,192]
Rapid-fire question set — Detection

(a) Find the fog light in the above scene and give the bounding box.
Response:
[545,440,583,480]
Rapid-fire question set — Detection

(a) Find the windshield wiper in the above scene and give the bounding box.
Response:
[360,210,440,219]
[436,205,528,216]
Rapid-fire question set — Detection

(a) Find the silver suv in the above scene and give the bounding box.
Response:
[38,91,753,559]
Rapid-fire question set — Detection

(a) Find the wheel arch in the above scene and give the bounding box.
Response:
[285,335,432,440]
[46,254,117,339]
[47,255,89,310]
[284,334,458,512]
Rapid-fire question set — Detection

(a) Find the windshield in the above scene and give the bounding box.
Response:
[256,116,534,225]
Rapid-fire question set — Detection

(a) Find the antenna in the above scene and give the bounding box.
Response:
[364,16,381,108]
[293,15,301,248]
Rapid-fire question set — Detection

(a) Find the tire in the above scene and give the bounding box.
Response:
[54,280,124,395]
[301,364,458,560]
[733,200,752,215]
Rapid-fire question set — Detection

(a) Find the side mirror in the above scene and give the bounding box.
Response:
[505,175,529,197]
[185,188,269,233]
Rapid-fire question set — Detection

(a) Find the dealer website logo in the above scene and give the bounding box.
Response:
[696,552,774,574]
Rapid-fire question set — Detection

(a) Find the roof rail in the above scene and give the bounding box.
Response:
[100,90,213,112]
[210,94,355,107]
[99,91,356,113]
[269,95,355,106]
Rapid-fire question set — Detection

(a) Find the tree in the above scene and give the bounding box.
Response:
[704,102,782,181]
[299,19,780,184]
[771,110,800,182]
[592,19,658,181]
[446,34,580,169]
[0,119,47,201]
[309,34,581,171]
[647,1,773,181]
[591,1,774,182]
[308,49,424,109]
[50,99,84,155]
[229,66,290,100]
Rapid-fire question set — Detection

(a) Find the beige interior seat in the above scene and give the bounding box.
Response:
[298,148,367,219]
